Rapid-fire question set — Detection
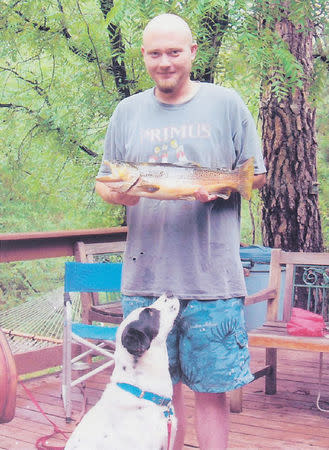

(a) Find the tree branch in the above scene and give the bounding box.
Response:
[192,6,230,83]
[1,103,98,157]
[71,141,99,157]
[12,8,50,31]
[0,65,50,104]
[0,102,35,114]
[99,0,130,99]
[76,0,105,88]
[11,3,98,64]
[56,0,98,63]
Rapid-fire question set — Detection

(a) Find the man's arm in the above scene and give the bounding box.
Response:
[95,181,140,206]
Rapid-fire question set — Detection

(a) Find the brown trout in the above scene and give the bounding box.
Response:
[96,157,255,201]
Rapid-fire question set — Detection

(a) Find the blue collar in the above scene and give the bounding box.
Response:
[116,382,172,407]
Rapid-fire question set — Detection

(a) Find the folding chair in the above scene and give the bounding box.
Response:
[74,241,125,325]
[62,261,122,422]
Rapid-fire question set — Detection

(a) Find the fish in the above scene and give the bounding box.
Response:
[96,157,255,201]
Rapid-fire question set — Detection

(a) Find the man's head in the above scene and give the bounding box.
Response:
[141,14,197,99]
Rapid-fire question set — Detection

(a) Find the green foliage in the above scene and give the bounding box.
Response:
[318,152,329,251]
[241,194,264,246]
[0,258,66,310]
[0,0,127,234]
[316,78,329,250]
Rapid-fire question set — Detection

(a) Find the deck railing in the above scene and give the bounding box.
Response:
[0,227,127,262]
[0,227,127,374]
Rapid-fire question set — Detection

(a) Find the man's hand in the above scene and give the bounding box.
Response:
[194,187,218,203]
[95,181,140,206]
[111,192,140,206]
[252,173,266,189]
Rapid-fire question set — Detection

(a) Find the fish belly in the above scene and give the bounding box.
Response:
[131,180,198,200]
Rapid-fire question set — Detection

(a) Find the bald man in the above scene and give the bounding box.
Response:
[96,13,266,450]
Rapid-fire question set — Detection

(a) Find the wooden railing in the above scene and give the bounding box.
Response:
[0,227,127,374]
[0,227,128,262]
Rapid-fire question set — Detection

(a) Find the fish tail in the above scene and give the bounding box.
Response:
[238,158,254,200]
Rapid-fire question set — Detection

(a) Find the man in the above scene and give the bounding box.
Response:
[96,13,266,450]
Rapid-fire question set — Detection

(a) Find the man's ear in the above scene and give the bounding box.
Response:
[141,46,145,57]
[191,43,198,61]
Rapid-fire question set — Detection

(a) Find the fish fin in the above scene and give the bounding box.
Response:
[238,158,254,200]
[142,161,201,169]
[175,195,196,201]
[138,184,160,193]
[96,175,122,182]
[122,176,141,193]
[160,161,201,168]
[96,175,112,182]
[180,161,201,168]
[215,189,231,200]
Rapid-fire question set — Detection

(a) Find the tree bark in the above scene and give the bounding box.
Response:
[260,12,323,252]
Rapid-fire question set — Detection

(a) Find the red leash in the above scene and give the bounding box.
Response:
[19,380,68,450]
[167,417,172,450]
[165,405,174,450]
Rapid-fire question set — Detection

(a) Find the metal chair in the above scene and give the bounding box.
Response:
[62,261,122,422]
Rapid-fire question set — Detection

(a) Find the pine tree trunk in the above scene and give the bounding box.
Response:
[260,14,323,252]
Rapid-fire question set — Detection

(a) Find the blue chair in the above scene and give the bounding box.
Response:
[62,261,122,422]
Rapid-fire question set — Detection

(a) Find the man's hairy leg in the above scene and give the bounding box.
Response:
[195,391,229,450]
[172,382,186,450]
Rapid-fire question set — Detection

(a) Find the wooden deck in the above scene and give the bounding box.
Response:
[1,347,329,450]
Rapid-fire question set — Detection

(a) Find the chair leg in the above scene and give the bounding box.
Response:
[230,387,243,413]
[62,299,73,422]
[265,348,277,395]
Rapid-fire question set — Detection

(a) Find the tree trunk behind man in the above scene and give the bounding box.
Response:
[260,11,323,252]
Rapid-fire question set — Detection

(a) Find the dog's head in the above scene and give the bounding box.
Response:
[119,294,179,358]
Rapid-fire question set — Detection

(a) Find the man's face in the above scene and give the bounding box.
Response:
[141,28,197,96]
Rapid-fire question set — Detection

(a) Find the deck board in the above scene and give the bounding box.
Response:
[2,347,329,449]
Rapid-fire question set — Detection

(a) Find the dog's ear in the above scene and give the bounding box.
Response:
[121,327,151,357]
[121,308,160,357]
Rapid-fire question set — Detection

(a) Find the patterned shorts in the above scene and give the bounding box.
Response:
[121,295,254,393]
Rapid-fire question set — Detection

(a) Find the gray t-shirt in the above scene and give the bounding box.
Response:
[98,83,266,299]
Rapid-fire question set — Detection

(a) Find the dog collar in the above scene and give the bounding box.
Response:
[116,382,172,407]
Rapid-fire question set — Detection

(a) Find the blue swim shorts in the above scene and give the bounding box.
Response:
[121,295,254,393]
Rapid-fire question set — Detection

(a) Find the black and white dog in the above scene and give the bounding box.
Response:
[65,294,179,450]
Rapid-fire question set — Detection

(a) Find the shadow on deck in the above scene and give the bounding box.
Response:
[1,347,329,450]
